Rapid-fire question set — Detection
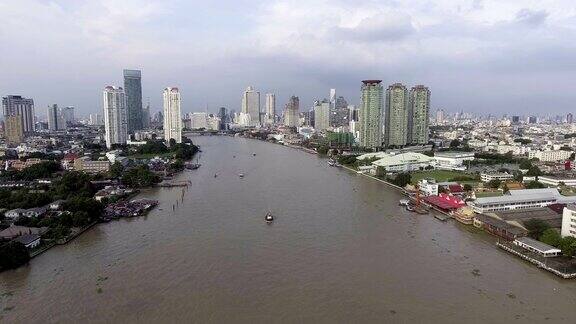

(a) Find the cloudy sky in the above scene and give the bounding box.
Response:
[1,0,576,118]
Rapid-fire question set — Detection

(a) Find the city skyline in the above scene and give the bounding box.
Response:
[2,1,576,116]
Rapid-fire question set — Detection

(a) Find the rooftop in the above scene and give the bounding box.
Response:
[515,237,561,254]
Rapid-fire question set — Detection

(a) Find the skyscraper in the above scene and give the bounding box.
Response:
[359,80,383,149]
[265,93,276,125]
[2,95,34,135]
[435,109,444,124]
[283,95,299,127]
[124,69,143,132]
[218,107,228,130]
[4,115,23,144]
[385,83,409,147]
[567,113,573,124]
[103,86,128,149]
[409,85,430,145]
[313,99,330,131]
[163,87,182,145]
[331,96,349,127]
[89,114,103,126]
[63,106,75,125]
[142,103,151,129]
[241,86,260,127]
[47,104,66,131]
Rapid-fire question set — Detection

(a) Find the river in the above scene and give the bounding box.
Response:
[1,136,576,323]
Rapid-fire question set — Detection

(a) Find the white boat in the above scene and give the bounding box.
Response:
[239,173,244,178]
[399,199,410,206]
[265,211,274,222]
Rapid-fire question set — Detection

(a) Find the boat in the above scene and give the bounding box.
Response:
[328,159,336,167]
[399,199,410,206]
[406,205,415,212]
[185,163,201,170]
[214,173,218,178]
[239,173,244,178]
[265,212,274,222]
[253,153,257,156]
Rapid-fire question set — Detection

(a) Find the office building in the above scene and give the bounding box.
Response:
[283,95,299,127]
[359,80,383,149]
[63,106,75,125]
[163,87,182,144]
[2,95,35,135]
[567,113,573,124]
[435,109,444,124]
[409,85,430,145]
[47,104,66,131]
[103,86,128,149]
[124,69,143,132]
[218,107,228,130]
[265,93,276,125]
[241,86,260,127]
[189,112,208,129]
[313,99,330,131]
[385,83,409,147]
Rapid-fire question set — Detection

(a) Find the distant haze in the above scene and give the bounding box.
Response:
[1,0,575,117]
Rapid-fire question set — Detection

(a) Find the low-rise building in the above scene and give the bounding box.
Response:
[539,175,576,187]
[480,172,514,182]
[434,151,475,171]
[418,179,438,196]
[473,214,528,240]
[513,237,561,257]
[74,157,110,174]
[470,188,576,213]
[528,150,573,162]
[370,152,435,173]
[12,234,41,249]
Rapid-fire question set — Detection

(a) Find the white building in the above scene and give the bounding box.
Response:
[419,179,439,196]
[434,151,475,171]
[163,87,182,145]
[359,152,435,173]
[241,86,260,127]
[265,93,276,125]
[470,188,576,213]
[89,113,103,126]
[562,204,576,238]
[528,150,573,162]
[539,175,576,187]
[480,172,514,182]
[189,112,208,129]
[103,86,128,149]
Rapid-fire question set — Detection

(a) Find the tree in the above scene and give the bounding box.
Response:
[122,165,161,188]
[518,159,532,170]
[559,236,576,257]
[539,228,562,247]
[375,166,386,179]
[449,139,461,148]
[463,184,473,192]
[0,242,30,271]
[316,146,329,155]
[525,181,546,189]
[488,179,501,189]
[109,162,124,178]
[391,173,411,187]
[526,165,542,177]
[524,219,551,239]
[502,184,510,194]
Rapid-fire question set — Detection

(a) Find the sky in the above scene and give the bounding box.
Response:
[1,0,576,118]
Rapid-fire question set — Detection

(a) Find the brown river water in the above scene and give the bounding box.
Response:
[1,136,576,323]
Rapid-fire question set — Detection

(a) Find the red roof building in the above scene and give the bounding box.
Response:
[424,193,466,212]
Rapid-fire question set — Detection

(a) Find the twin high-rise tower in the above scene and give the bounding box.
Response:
[359,81,430,150]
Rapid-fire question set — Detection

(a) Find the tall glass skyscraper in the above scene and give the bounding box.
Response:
[123,69,143,132]
[359,80,383,149]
